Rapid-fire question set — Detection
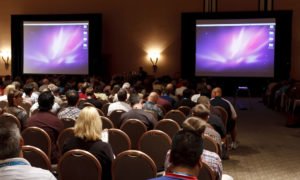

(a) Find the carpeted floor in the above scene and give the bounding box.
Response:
[222,97,300,180]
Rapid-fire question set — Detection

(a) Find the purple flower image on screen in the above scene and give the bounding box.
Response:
[23,22,89,74]
[195,24,275,77]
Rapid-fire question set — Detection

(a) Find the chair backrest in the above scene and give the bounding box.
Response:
[120,119,147,149]
[57,128,75,156]
[198,162,217,180]
[58,149,102,180]
[138,130,172,171]
[109,109,126,128]
[21,127,52,159]
[101,116,114,129]
[155,119,181,139]
[213,106,228,127]
[112,150,157,180]
[203,135,220,156]
[0,112,21,129]
[61,118,76,129]
[101,103,110,116]
[0,100,7,109]
[22,145,52,171]
[164,109,186,127]
[20,101,32,116]
[177,106,192,116]
[97,108,105,116]
[108,128,131,155]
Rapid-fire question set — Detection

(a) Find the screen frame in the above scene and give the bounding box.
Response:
[181,11,292,81]
[11,14,102,78]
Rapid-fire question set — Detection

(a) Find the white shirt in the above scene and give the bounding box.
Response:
[107,101,132,116]
[0,95,7,102]
[0,158,56,180]
[30,102,60,116]
[222,98,238,119]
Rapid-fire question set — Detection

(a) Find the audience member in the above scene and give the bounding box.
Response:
[26,91,64,163]
[176,88,196,108]
[120,93,157,130]
[22,83,34,105]
[143,91,164,120]
[211,87,238,149]
[0,120,56,180]
[4,89,28,130]
[0,84,16,102]
[191,105,222,152]
[150,127,204,179]
[196,96,226,138]
[29,88,61,115]
[62,106,114,180]
[78,87,103,109]
[57,90,81,120]
[107,88,132,116]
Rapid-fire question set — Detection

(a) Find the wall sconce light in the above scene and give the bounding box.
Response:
[1,50,10,70]
[148,51,160,73]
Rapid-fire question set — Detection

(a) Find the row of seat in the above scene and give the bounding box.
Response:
[22,146,217,180]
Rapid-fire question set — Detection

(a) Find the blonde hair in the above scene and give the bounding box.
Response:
[74,106,102,141]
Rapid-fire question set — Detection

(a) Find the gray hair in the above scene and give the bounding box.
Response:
[0,121,21,160]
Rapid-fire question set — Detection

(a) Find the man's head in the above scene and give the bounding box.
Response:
[0,120,22,160]
[66,90,79,106]
[128,93,144,109]
[169,129,203,169]
[148,92,159,103]
[117,88,127,102]
[211,87,222,98]
[38,91,54,112]
[23,83,34,96]
[197,95,211,109]
[192,104,210,120]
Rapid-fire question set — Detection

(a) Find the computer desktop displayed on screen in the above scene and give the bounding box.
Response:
[11,14,102,78]
[195,18,275,77]
[181,11,292,81]
[23,21,89,75]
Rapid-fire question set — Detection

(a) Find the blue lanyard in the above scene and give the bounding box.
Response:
[0,161,29,168]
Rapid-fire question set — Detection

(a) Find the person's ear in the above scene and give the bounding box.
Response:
[20,137,24,147]
[198,158,203,169]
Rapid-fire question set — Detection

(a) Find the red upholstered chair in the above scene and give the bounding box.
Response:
[109,109,126,128]
[138,130,172,171]
[22,145,52,171]
[21,126,52,159]
[58,149,102,180]
[112,150,157,180]
[155,118,181,139]
[108,128,131,156]
[164,109,186,127]
[56,128,75,156]
[120,119,147,149]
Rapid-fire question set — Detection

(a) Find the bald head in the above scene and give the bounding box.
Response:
[148,92,159,103]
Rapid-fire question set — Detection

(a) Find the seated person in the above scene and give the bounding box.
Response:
[26,91,64,163]
[0,120,56,180]
[164,117,233,180]
[150,126,204,180]
[120,93,157,130]
[107,88,132,116]
[4,89,28,130]
[57,90,81,120]
[62,106,114,180]
[143,92,164,120]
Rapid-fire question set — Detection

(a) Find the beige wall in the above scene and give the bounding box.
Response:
[0,0,298,80]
